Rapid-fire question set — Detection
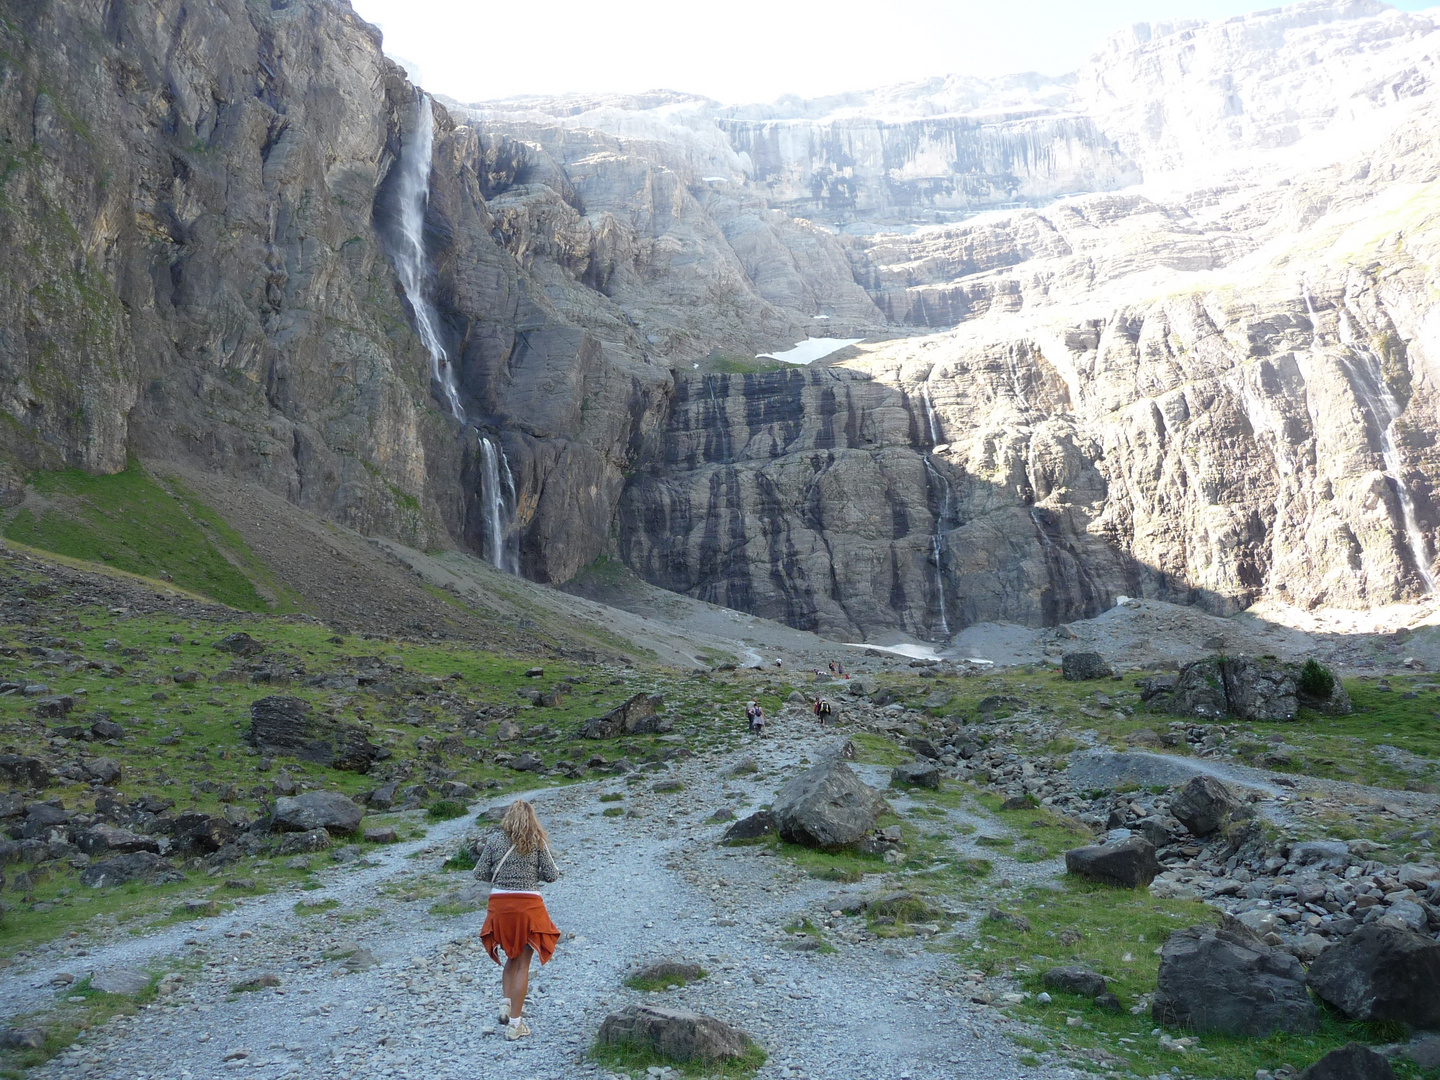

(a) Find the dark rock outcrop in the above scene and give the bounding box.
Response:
[1147,656,1351,721]
[247,697,382,773]
[1297,1045,1397,1080]
[80,852,181,888]
[580,694,667,739]
[1153,925,1318,1036]
[1043,967,1108,998]
[1062,652,1112,681]
[722,811,776,842]
[1307,923,1440,1028]
[891,761,941,789]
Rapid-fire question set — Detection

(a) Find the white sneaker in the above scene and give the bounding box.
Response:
[504,1017,530,1041]
[497,1000,511,1025]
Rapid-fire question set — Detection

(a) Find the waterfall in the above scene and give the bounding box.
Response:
[922,454,952,639]
[921,385,943,446]
[392,94,465,421]
[479,436,519,574]
[1336,308,1436,594]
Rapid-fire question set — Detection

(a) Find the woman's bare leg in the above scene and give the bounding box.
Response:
[502,946,534,1017]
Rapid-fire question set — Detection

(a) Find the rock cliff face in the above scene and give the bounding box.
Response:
[6,0,1440,641]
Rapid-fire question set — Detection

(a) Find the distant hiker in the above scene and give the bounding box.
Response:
[749,703,766,736]
[774,657,783,669]
[475,800,560,1041]
[813,697,832,724]
[828,660,836,675]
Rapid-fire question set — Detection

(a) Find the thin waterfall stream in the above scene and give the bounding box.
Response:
[920,384,951,638]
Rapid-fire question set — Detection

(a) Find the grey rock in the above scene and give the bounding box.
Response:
[247,697,381,773]
[1296,1044,1397,1080]
[580,694,666,739]
[1402,1035,1440,1070]
[630,961,704,986]
[213,633,265,657]
[596,1004,753,1064]
[0,1027,46,1050]
[90,969,151,995]
[275,829,332,855]
[509,752,545,772]
[80,758,122,785]
[891,761,941,789]
[80,853,180,888]
[1169,775,1242,837]
[74,825,159,857]
[1064,836,1160,888]
[1380,899,1427,932]
[1307,923,1440,1027]
[169,812,240,856]
[1290,840,1351,868]
[723,811,775,842]
[1062,652,1112,681]
[771,759,883,851]
[271,792,364,836]
[1042,966,1107,997]
[1153,925,1317,1036]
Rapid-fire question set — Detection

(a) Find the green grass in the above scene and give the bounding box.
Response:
[0,972,160,1077]
[849,732,910,767]
[2,460,269,609]
[294,898,340,916]
[623,966,709,992]
[971,791,1093,861]
[590,1039,767,1078]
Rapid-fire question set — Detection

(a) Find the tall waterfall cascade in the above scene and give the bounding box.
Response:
[392,95,465,422]
[391,95,520,575]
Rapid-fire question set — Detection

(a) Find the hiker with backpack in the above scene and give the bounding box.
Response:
[813,696,832,724]
[745,700,766,736]
[474,800,561,1040]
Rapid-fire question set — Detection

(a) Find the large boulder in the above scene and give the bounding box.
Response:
[891,761,940,789]
[596,1005,753,1064]
[169,812,241,855]
[1151,658,1229,718]
[247,696,383,772]
[1221,655,1298,721]
[1147,655,1348,720]
[1043,966,1108,997]
[1306,923,1440,1028]
[1062,652,1112,681]
[1169,775,1242,837]
[74,824,160,857]
[1297,1044,1397,1080]
[271,791,364,837]
[579,694,667,739]
[771,759,883,851]
[1152,925,1318,1036]
[1064,836,1160,888]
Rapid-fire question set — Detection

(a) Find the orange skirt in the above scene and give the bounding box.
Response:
[480,893,561,966]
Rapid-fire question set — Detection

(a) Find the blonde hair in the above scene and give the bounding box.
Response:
[500,800,549,856]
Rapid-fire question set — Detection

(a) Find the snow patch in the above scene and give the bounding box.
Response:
[758,337,864,365]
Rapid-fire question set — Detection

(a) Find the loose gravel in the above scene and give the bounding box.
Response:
[4,716,1083,1080]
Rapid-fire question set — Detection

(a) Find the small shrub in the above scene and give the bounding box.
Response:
[1299,659,1335,700]
[426,800,466,822]
[442,848,477,872]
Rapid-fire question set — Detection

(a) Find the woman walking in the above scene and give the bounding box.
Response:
[475,800,561,1040]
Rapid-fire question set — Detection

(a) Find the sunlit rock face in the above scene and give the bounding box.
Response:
[5,0,1440,636]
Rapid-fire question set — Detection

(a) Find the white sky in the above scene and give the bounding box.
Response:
[348,0,1436,105]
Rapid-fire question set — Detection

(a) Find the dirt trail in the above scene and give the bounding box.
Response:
[18,721,1071,1080]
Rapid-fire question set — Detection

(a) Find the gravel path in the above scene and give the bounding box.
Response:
[9,720,1079,1080]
